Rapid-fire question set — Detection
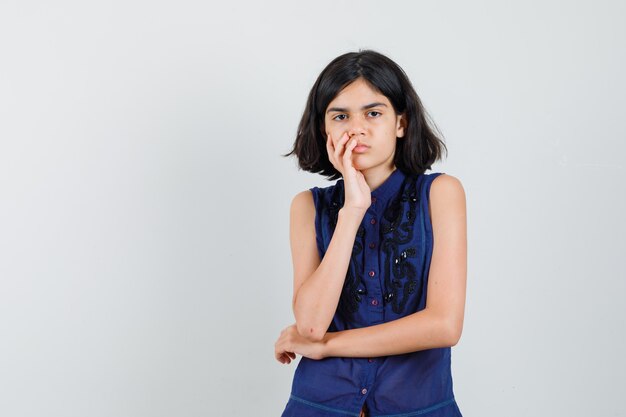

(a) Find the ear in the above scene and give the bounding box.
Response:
[396,113,406,138]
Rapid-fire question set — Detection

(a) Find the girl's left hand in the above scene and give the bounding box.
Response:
[274,323,327,364]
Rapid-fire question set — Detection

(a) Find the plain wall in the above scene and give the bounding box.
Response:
[1,0,625,416]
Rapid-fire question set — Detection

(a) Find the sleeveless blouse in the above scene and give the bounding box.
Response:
[281,168,463,417]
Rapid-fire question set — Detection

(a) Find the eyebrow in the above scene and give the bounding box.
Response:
[326,102,388,114]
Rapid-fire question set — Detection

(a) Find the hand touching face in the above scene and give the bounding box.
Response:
[324,77,405,173]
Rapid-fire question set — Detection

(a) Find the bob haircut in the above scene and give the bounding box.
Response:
[283,49,447,181]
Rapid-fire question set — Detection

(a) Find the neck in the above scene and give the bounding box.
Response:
[361,164,397,193]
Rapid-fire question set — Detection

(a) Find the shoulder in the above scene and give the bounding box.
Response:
[289,191,318,236]
[292,182,340,209]
[430,173,465,197]
[291,189,315,213]
[428,173,466,223]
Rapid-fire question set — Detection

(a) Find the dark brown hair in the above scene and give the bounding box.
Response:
[282,49,447,181]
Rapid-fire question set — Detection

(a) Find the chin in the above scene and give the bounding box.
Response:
[353,163,371,171]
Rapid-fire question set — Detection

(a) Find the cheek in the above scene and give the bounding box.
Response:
[327,127,345,146]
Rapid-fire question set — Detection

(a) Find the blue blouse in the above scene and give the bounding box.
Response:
[281,168,463,417]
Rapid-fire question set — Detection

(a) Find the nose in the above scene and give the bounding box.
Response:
[347,120,366,138]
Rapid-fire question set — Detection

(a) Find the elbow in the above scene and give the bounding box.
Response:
[296,322,326,343]
[428,310,463,347]
[293,297,327,342]
[448,330,462,347]
[445,320,463,347]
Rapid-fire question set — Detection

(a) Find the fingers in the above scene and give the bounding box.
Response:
[275,348,296,364]
[275,331,296,364]
[327,132,350,173]
[334,133,350,165]
[281,353,294,364]
[275,343,287,363]
[343,136,358,171]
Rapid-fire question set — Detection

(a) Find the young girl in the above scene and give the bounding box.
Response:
[275,49,467,417]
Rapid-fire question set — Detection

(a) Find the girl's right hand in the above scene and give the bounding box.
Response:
[326,132,371,213]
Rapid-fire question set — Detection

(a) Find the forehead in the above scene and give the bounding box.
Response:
[327,78,389,107]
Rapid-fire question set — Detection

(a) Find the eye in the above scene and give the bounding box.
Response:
[332,114,347,121]
[368,111,381,117]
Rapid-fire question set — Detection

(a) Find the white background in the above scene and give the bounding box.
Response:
[1,1,625,416]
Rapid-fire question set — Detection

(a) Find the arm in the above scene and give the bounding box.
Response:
[289,190,365,342]
[322,174,467,357]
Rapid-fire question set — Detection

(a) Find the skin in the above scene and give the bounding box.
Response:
[274,77,467,364]
[324,77,407,208]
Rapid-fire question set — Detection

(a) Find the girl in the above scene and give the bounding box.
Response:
[275,49,467,417]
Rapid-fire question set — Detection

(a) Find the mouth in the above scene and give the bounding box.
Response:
[353,143,370,153]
